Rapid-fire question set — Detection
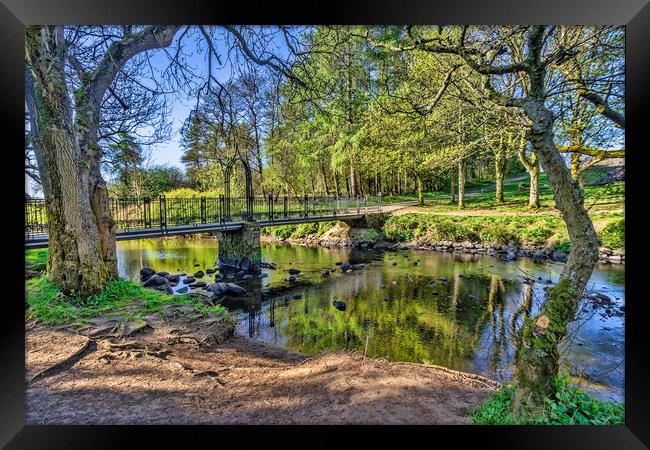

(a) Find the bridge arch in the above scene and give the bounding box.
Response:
[224,148,253,221]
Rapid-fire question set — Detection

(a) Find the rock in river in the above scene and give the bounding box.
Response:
[332,300,347,311]
[225,283,247,295]
[288,268,301,275]
[182,276,196,284]
[193,270,205,278]
[140,267,156,281]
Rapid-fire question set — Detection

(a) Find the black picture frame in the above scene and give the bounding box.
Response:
[2,0,647,447]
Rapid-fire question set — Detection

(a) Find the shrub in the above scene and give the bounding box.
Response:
[472,376,624,425]
[598,218,624,250]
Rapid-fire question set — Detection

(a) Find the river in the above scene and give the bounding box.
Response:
[117,237,625,402]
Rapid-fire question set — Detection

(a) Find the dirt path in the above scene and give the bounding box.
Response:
[25,321,498,425]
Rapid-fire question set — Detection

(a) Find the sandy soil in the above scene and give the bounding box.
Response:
[25,312,498,425]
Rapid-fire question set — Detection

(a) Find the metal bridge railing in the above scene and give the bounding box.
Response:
[25,194,384,241]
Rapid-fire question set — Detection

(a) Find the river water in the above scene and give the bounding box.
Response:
[117,237,625,402]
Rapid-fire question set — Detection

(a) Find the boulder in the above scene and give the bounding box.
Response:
[140,267,156,281]
[182,276,196,284]
[207,283,228,296]
[143,274,167,287]
[188,282,207,289]
[156,271,169,277]
[205,268,216,274]
[193,270,205,278]
[321,269,330,276]
[288,268,301,275]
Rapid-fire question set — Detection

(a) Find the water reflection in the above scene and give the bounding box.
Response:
[116,238,625,402]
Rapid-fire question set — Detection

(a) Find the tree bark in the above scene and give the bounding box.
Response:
[457,159,465,208]
[517,136,540,209]
[511,31,599,413]
[25,26,110,297]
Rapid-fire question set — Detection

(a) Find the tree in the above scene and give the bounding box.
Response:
[25,25,179,296]
[359,24,623,414]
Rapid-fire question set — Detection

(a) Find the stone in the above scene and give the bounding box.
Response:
[156,271,169,277]
[340,262,352,271]
[242,274,253,280]
[207,283,228,296]
[182,277,196,284]
[140,267,156,281]
[193,270,205,278]
[194,263,201,267]
[288,268,301,275]
[439,276,448,281]
[321,269,330,276]
[285,276,296,283]
[503,252,517,261]
[332,300,346,311]
[225,283,247,295]
[188,282,207,288]
[165,274,180,284]
[143,275,167,287]
[551,251,568,263]
[205,268,216,274]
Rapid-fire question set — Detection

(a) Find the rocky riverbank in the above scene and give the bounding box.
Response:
[262,231,624,265]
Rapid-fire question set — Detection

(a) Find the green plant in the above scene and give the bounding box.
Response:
[26,276,225,325]
[471,376,624,425]
[598,218,624,250]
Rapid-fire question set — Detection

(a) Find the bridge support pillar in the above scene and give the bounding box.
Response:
[217,222,261,273]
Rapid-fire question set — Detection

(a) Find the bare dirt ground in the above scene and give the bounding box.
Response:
[25,310,498,425]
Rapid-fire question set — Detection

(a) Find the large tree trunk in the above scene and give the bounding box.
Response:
[25,26,111,297]
[511,95,599,414]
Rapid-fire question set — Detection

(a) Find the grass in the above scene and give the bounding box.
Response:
[382,212,624,250]
[419,174,624,215]
[25,248,48,272]
[472,376,624,425]
[26,276,226,326]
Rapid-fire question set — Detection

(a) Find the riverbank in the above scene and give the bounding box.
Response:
[261,214,625,265]
[25,318,498,424]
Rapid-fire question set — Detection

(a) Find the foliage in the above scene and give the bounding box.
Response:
[264,221,338,239]
[598,217,624,250]
[472,377,624,425]
[383,214,564,247]
[26,276,225,325]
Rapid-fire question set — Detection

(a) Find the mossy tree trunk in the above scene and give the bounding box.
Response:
[511,27,599,414]
[25,26,109,297]
[25,25,179,298]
